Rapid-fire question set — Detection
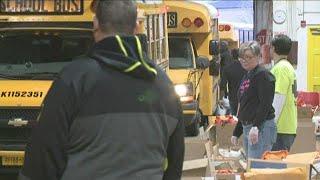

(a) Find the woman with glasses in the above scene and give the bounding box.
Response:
[230,41,277,159]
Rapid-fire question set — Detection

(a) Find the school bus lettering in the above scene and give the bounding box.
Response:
[0,0,82,14]
[54,0,80,12]
[167,12,177,28]
[33,91,40,97]
[14,91,20,97]
[0,0,46,12]
[21,91,27,97]
[0,91,43,98]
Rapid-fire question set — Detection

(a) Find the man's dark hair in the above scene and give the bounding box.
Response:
[271,34,292,56]
[95,0,137,35]
[219,41,229,53]
[231,48,239,60]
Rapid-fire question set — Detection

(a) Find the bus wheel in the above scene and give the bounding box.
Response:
[198,109,208,129]
[185,111,201,136]
[185,121,200,136]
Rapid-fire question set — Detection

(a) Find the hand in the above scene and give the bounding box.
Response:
[249,127,259,145]
[231,136,239,146]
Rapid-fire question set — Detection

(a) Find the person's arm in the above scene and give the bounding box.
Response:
[233,120,243,138]
[272,68,290,124]
[273,94,286,124]
[220,67,229,98]
[163,104,184,180]
[252,72,275,128]
[19,78,76,180]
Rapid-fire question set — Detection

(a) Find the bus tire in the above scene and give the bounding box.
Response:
[185,121,200,137]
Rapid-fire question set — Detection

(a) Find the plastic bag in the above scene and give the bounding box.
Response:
[215,103,227,116]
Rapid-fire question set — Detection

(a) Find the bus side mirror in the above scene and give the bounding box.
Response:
[209,40,219,56]
[196,56,210,69]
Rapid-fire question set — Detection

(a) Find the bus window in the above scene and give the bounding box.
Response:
[0,30,93,75]
[169,37,194,69]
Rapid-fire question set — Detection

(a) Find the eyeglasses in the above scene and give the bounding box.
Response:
[240,55,256,62]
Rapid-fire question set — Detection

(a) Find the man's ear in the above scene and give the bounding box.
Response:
[93,16,99,32]
[134,21,139,34]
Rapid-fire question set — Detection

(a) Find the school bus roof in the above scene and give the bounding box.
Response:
[164,1,218,33]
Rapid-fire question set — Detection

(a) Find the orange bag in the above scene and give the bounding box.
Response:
[261,150,288,160]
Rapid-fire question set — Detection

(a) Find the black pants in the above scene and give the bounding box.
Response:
[271,133,296,152]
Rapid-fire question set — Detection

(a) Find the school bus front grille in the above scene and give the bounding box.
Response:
[0,108,40,122]
[0,108,40,143]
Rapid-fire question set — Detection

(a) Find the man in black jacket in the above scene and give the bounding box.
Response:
[19,1,184,180]
[219,41,233,70]
[220,49,246,115]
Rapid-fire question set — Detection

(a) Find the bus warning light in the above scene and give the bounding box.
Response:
[182,18,192,28]
[224,25,231,31]
[194,17,204,28]
[219,25,224,31]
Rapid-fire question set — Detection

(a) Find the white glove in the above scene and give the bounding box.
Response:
[231,136,239,146]
[249,126,259,145]
[222,96,230,108]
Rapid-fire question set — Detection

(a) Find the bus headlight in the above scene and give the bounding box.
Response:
[174,84,188,97]
[174,83,194,102]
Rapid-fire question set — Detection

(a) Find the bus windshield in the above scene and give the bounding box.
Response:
[0,29,93,77]
[169,37,194,69]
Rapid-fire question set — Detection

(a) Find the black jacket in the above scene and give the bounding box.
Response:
[233,65,275,137]
[220,60,246,104]
[20,36,184,180]
[219,42,233,72]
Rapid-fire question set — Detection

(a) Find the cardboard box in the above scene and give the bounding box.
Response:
[216,174,237,180]
[284,152,320,179]
[182,134,244,180]
[290,120,316,154]
[182,163,210,180]
[182,138,213,179]
[182,177,205,180]
[247,152,320,180]
[298,106,314,119]
[244,167,307,180]
[247,159,308,179]
[216,124,243,149]
[213,144,245,180]
[184,137,207,161]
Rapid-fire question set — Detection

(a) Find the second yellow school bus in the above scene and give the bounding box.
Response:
[219,23,239,49]
[164,0,220,136]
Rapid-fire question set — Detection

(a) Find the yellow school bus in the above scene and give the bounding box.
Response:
[0,0,168,171]
[219,23,239,49]
[164,1,220,136]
